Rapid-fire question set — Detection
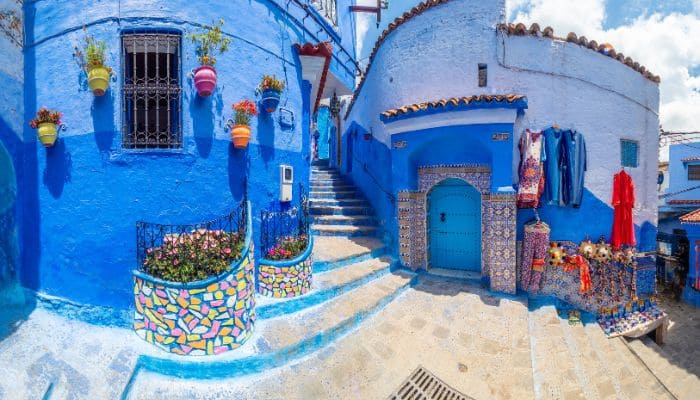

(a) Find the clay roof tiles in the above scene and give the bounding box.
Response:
[381,95,526,120]
[668,199,700,205]
[680,208,700,223]
[497,23,660,83]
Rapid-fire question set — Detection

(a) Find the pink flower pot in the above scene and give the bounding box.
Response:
[193,65,217,97]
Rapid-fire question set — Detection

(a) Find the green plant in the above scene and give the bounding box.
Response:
[190,19,231,66]
[142,229,245,283]
[258,74,285,93]
[232,100,258,125]
[265,234,308,260]
[29,106,62,128]
[73,28,111,72]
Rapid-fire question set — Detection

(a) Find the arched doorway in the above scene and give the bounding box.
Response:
[427,178,481,271]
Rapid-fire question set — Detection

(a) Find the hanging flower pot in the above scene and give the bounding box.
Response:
[231,124,251,148]
[260,89,281,113]
[193,65,218,97]
[190,19,231,97]
[258,74,285,113]
[37,123,58,147]
[87,65,111,96]
[29,107,62,148]
[230,99,257,149]
[74,30,112,96]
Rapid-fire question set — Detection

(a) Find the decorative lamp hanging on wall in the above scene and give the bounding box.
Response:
[330,92,341,118]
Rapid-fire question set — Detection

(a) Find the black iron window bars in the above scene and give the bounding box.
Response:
[122,32,182,149]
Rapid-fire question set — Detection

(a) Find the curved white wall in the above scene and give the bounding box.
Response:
[346,0,659,237]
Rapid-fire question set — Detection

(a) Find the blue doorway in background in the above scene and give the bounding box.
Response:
[428,178,481,271]
[316,106,330,160]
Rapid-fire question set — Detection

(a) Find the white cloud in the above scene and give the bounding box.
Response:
[507,0,700,132]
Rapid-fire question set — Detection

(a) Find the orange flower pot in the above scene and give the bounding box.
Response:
[231,124,251,148]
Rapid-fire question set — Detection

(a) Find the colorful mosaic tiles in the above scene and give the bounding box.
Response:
[397,165,517,294]
[258,256,313,298]
[133,246,256,356]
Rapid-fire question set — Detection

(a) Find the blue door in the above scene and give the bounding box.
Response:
[428,178,481,271]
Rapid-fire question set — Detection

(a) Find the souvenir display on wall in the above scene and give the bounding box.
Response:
[518,126,588,208]
[548,242,565,267]
[516,129,546,208]
[520,216,550,292]
[611,169,636,248]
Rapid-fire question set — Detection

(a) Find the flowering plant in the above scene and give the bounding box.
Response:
[142,229,244,282]
[29,107,62,129]
[232,99,258,125]
[257,74,285,93]
[265,234,308,260]
[190,19,231,66]
[74,29,111,73]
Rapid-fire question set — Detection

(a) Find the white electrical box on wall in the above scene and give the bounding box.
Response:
[279,164,293,202]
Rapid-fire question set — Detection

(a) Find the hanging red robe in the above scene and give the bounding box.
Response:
[611,170,635,248]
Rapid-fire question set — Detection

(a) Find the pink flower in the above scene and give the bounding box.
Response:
[224,248,232,255]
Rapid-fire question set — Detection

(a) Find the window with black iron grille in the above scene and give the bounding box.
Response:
[689,164,700,181]
[122,32,181,149]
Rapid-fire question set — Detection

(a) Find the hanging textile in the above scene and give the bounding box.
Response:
[564,254,592,294]
[562,130,587,207]
[611,170,636,248]
[520,221,550,292]
[517,129,546,208]
[543,127,566,205]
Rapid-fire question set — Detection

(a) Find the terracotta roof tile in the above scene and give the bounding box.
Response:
[496,23,659,83]
[680,208,700,223]
[668,199,700,205]
[380,95,527,121]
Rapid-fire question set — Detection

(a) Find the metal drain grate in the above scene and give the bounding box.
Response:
[388,365,475,400]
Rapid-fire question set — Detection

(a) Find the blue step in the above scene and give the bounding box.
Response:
[311,215,377,226]
[309,198,370,207]
[309,205,373,216]
[311,224,378,237]
[310,190,358,199]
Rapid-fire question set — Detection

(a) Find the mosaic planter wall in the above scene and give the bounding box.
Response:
[132,243,256,356]
[258,238,313,298]
[397,165,517,294]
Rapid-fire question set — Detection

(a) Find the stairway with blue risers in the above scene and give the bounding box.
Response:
[310,164,379,237]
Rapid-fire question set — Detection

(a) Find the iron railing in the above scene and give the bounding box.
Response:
[135,200,248,275]
[122,32,182,149]
[310,0,337,27]
[260,184,309,254]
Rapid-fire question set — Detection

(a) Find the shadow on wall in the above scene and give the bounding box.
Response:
[42,138,72,199]
[92,91,115,153]
[256,112,275,164]
[516,189,657,252]
[190,91,223,159]
[0,129,36,341]
[228,143,248,201]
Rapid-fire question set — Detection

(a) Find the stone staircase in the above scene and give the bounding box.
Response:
[309,163,379,237]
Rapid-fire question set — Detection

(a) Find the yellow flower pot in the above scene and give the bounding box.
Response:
[88,65,110,96]
[37,122,57,147]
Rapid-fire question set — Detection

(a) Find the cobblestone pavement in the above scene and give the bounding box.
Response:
[1,275,698,399]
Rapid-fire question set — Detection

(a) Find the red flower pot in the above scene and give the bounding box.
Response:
[193,65,217,97]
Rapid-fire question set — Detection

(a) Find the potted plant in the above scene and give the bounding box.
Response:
[258,234,313,298]
[74,31,112,96]
[190,19,231,97]
[29,107,62,147]
[257,74,285,113]
[231,100,257,148]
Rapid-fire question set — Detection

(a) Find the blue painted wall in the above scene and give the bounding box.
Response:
[18,0,356,312]
[681,222,700,306]
[316,106,330,160]
[0,0,24,295]
[667,143,700,201]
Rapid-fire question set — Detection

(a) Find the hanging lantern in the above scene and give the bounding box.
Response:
[330,92,341,118]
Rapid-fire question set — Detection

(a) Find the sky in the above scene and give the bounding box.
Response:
[354,0,700,135]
